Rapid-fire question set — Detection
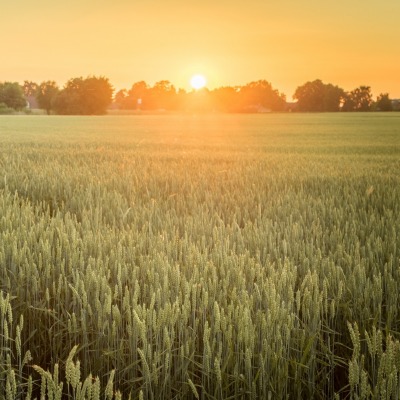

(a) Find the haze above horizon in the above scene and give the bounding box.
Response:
[1,1,399,99]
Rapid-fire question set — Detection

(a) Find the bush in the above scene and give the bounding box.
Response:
[0,102,15,114]
[0,82,27,110]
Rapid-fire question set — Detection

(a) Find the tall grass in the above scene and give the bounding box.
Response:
[0,113,399,399]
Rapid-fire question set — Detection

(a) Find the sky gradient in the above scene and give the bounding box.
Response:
[1,0,399,99]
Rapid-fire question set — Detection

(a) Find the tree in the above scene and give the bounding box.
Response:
[375,93,392,111]
[293,80,325,111]
[23,81,39,109]
[322,84,346,111]
[23,81,38,97]
[341,94,356,112]
[239,80,286,112]
[114,89,130,109]
[36,81,59,114]
[127,81,148,109]
[81,76,114,114]
[53,77,86,115]
[211,86,240,112]
[343,86,372,111]
[0,82,26,110]
[185,87,212,113]
[293,80,345,112]
[53,76,113,115]
[147,80,178,110]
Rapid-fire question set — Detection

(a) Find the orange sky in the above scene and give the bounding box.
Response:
[1,1,399,99]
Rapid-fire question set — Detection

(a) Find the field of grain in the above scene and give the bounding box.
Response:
[0,113,399,399]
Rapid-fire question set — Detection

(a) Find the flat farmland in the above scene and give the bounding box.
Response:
[0,113,399,399]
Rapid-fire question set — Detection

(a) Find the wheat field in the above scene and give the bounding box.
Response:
[0,113,399,399]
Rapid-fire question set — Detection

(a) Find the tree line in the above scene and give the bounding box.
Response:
[21,77,113,115]
[293,80,395,112]
[114,79,287,113]
[0,76,398,115]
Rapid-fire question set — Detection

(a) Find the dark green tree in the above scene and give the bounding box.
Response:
[343,86,372,111]
[341,94,356,112]
[323,84,346,111]
[53,76,113,115]
[375,93,392,111]
[0,82,27,110]
[36,81,59,114]
[293,80,345,112]
[293,80,325,111]
[82,76,114,114]
[53,77,85,115]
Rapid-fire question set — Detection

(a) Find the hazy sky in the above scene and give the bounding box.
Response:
[1,0,399,99]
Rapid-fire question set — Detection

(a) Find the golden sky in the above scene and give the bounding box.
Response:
[1,0,399,99]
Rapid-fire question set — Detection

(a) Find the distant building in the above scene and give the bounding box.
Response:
[25,95,38,109]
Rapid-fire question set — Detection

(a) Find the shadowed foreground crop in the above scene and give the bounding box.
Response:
[0,113,399,399]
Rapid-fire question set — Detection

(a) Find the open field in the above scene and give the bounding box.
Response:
[0,113,400,399]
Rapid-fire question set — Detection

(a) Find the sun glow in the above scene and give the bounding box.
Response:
[190,74,207,90]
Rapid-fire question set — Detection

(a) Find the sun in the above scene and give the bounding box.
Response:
[190,74,207,90]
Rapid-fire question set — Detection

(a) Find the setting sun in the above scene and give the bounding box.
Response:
[190,74,207,90]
